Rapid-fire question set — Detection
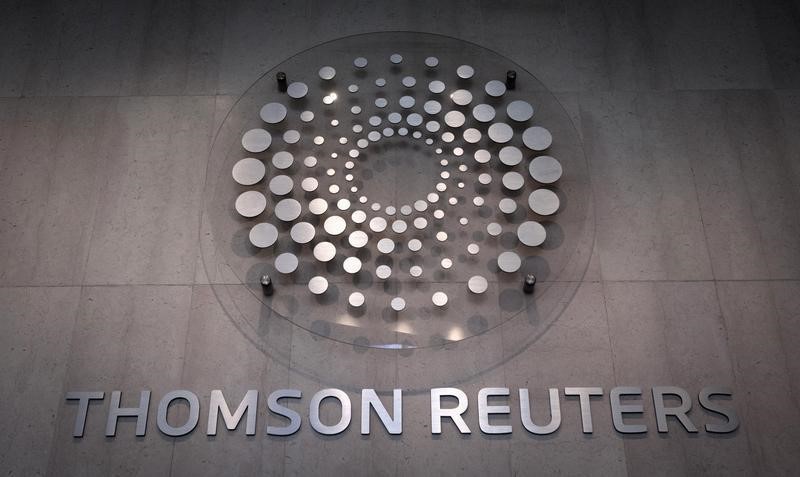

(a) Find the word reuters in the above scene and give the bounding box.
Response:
[65,386,738,438]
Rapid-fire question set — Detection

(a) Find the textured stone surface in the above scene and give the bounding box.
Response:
[1,0,799,475]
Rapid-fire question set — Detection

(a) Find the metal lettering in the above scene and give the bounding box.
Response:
[309,389,351,435]
[361,389,402,435]
[157,390,200,437]
[519,388,561,434]
[266,389,302,436]
[430,388,471,434]
[563,387,603,433]
[207,389,258,436]
[652,386,698,433]
[699,387,739,433]
[610,386,647,434]
[478,387,511,434]
[105,390,150,437]
[65,391,104,437]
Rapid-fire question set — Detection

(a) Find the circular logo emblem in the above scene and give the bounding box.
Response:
[202,32,593,361]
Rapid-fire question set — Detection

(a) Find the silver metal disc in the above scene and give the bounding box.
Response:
[313,242,336,262]
[241,129,271,153]
[522,126,553,151]
[507,100,534,122]
[468,275,488,294]
[392,220,408,233]
[351,210,367,224]
[402,76,416,87]
[408,239,422,252]
[249,223,278,248]
[488,123,513,143]
[274,198,301,221]
[474,149,491,164]
[425,56,439,67]
[301,177,318,192]
[441,258,453,269]
[517,221,546,246]
[290,222,315,244]
[456,65,474,79]
[308,276,328,295]
[464,128,482,143]
[498,146,523,166]
[450,89,473,106]
[487,222,502,236]
[354,57,368,68]
[529,156,563,184]
[235,191,266,218]
[409,265,422,277]
[502,171,525,191]
[287,82,308,99]
[377,238,395,254]
[497,252,522,272]
[376,265,392,279]
[232,158,266,185]
[343,256,362,274]
[282,130,300,144]
[275,253,299,274]
[300,110,314,122]
[391,297,406,311]
[369,217,387,233]
[390,53,403,64]
[407,113,423,126]
[444,111,466,128]
[424,100,442,115]
[348,292,365,307]
[499,197,518,214]
[318,66,336,80]
[323,215,347,236]
[348,230,368,248]
[528,188,560,215]
[260,102,287,124]
[399,96,415,108]
[485,80,506,97]
[472,104,496,123]
[467,243,480,255]
[272,151,294,169]
[478,173,492,185]
[308,198,328,215]
[428,80,445,94]
[269,175,294,195]
[432,291,449,306]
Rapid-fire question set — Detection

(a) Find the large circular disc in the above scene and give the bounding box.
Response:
[232,158,265,185]
[275,253,299,274]
[249,223,278,248]
[241,129,271,153]
[528,188,560,215]
[502,171,525,191]
[498,146,523,166]
[488,123,513,143]
[274,198,301,221]
[522,126,553,151]
[260,102,287,123]
[235,191,267,217]
[308,276,328,294]
[485,80,506,97]
[507,100,534,122]
[313,242,336,262]
[517,221,546,246]
[268,175,294,195]
[468,275,488,294]
[497,252,522,272]
[323,215,347,235]
[287,82,308,99]
[343,256,362,274]
[290,222,316,244]
[529,156,563,184]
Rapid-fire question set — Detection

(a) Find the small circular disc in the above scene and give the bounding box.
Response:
[474,149,491,164]
[348,230,368,248]
[517,221,546,246]
[441,258,453,269]
[478,173,492,185]
[413,217,428,230]
[369,217,387,233]
[318,66,336,80]
[507,100,534,122]
[269,175,294,195]
[272,151,294,169]
[343,256,362,274]
[432,291,449,307]
[497,252,522,272]
[399,96,415,108]
[450,89,473,106]
[523,126,553,151]
[304,156,317,167]
[402,76,416,87]
[348,85,359,93]
[467,243,480,255]
[290,222,315,244]
[410,265,422,277]
[529,156,563,184]
[390,53,403,64]
[468,275,488,294]
[260,102,287,123]
[391,297,406,311]
[444,111,466,128]
[414,200,428,212]
[392,220,408,233]
[436,231,448,242]
[388,112,402,124]
[498,146,523,166]
[324,215,347,236]
[249,223,278,248]
[375,97,388,108]
[472,104,496,123]
[499,197,518,214]
[354,57,368,68]
[428,81,447,95]
[400,205,413,216]
[308,276,328,295]
[376,265,392,279]
[272,198,300,221]
[425,56,439,67]
[485,80,506,97]
[473,196,485,207]
[424,100,442,114]
[300,110,314,122]
[241,129,271,153]
[308,198,328,215]
[232,158,265,185]
[377,238,395,254]
[426,121,440,132]
[349,292,365,307]
[488,123,513,143]
[301,177,318,192]
[275,253,299,274]
[407,113,423,126]
[235,191,266,218]
[408,239,422,251]
[375,78,386,87]
[529,188,560,215]
[487,222,502,236]
[313,242,336,262]
[287,82,308,99]
[456,65,474,79]
[351,210,367,224]
[464,128,482,143]
[502,171,525,191]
